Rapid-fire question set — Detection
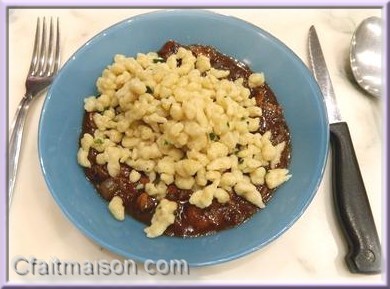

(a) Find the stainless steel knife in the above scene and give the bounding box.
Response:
[308,25,381,274]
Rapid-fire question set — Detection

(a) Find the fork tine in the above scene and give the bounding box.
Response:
[44,17,54,76]
[37,17,47,76]
[52,17,60,75]
[27,18,41,76]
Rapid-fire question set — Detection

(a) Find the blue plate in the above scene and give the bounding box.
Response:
[39,10,329,266]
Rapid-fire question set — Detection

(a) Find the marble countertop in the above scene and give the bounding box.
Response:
[7,8,384,286]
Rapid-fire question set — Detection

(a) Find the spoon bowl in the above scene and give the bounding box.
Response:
[350,16,382,98]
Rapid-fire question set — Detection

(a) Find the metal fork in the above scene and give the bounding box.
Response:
[9,17,60,208]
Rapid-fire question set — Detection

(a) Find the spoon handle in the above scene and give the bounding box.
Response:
[330,122,381,274]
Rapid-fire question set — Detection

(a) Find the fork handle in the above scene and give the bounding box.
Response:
[9,93,33,207]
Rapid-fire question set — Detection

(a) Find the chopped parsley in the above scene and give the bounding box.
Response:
[153,57,165,63]
[153,173,161,184]
[94,138,103,145]
[146,86,153,94]
[208,132,219,141]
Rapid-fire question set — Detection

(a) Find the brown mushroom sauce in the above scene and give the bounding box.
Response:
[81,40,291,237]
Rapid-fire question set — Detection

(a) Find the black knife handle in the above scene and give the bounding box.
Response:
[330,122,381,274]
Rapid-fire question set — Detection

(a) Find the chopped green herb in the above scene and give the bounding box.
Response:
[241,117,246,121]
[94,138,103,145]
[208,132,219,141]
[153,57,165,63]
[238,158,244,164]
[163,139,171,146]
[146,86,153,94]
[153,173,161,184]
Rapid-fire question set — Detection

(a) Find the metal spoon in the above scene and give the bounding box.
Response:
[349,16,382,98]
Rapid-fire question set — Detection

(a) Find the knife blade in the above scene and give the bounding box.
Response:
[308,25,381,274]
